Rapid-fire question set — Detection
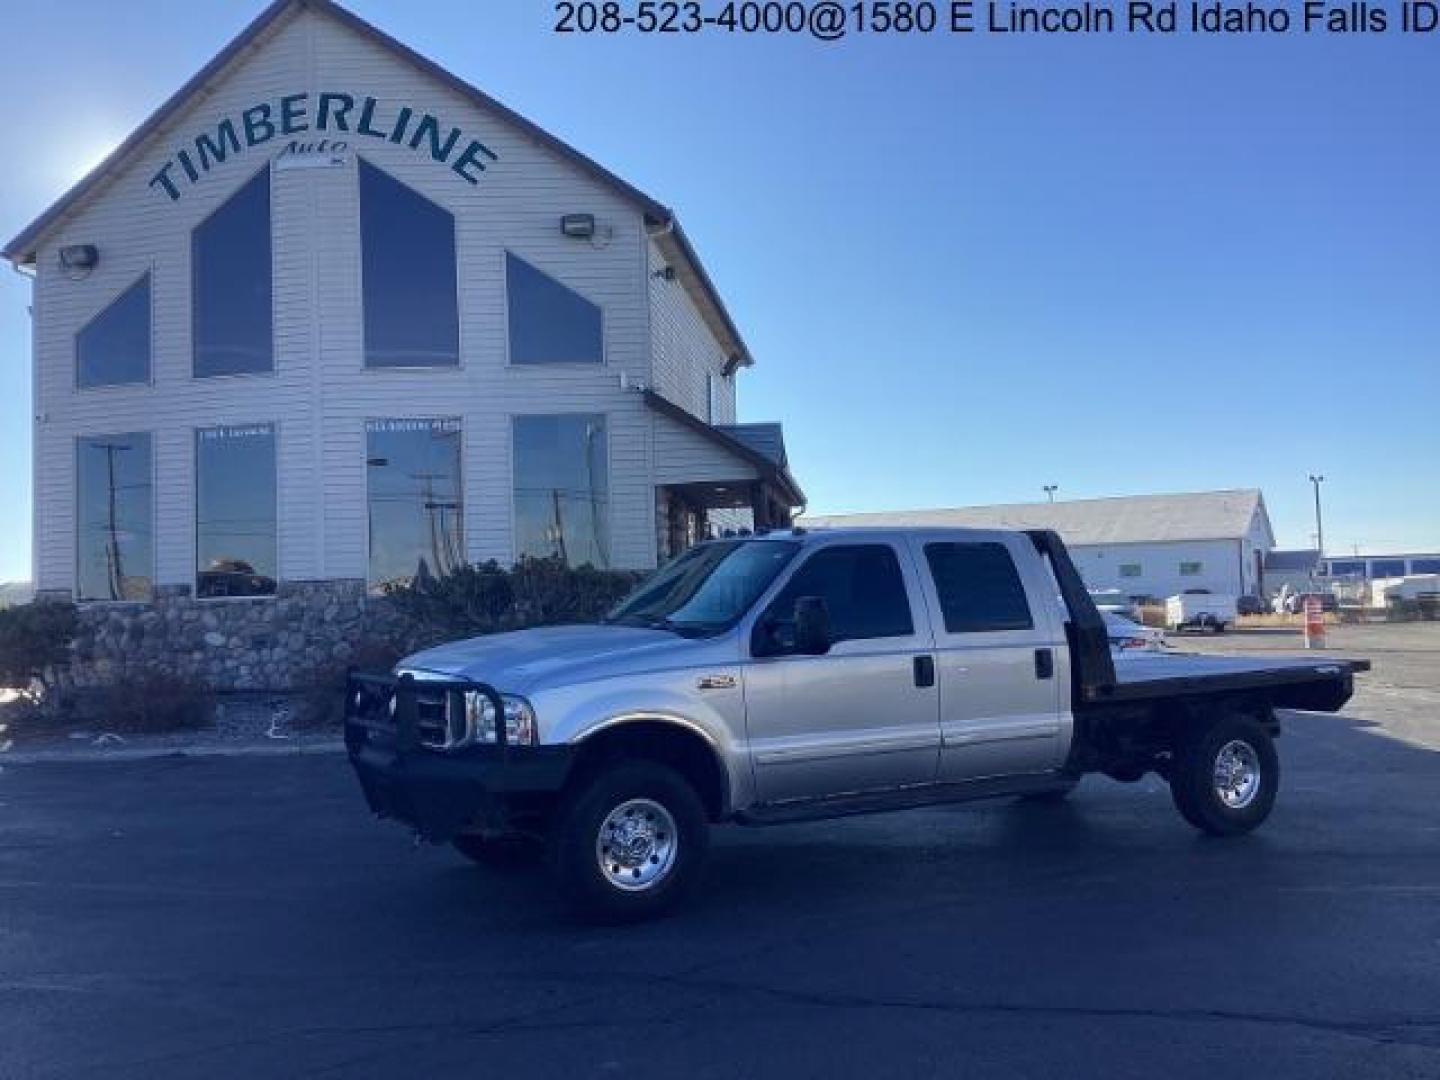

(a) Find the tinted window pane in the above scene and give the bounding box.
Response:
[193,168,273,377]
[1412,559,1440,574]
[77,274,150,388]
[1327,559,1365,576]
[76,434,152,601]
[513,414,610,568]
[924,542,1034,633]
[366,419,463,591]
[196,425,277,598]
[360,160,459,368]
[507,252,603,365]
[1370,559,1406,578]
[767,545,913,643]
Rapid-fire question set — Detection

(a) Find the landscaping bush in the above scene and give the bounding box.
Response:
[384,556,644,642]
[62,671,213,734]
[0,600,78,698]
[292,638,409,732]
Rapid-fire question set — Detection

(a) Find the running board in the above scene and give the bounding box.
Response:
[735,773,1073,826]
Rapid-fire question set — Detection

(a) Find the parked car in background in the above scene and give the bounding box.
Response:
[1165,592,1238,633]
[1236,595,1268,617]
[1089,590,1139,620]
[1102,611,1168,653]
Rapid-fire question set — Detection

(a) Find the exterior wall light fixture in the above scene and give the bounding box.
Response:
[560,213,596,239]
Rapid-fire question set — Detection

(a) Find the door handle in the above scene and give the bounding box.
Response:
[913,655,936,688]
[1034,648,1054,680]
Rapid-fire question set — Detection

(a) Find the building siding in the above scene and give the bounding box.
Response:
[1071,539,1254,599]
[27,6,726,592]
[648,239,736,424]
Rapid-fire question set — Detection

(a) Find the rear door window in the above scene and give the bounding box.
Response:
[765,544,914,644]
[924,542,1035,634]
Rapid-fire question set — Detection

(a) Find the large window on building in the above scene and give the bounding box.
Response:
[76,433,153,601]
[76,274,150,388]
[193,167,273,377]
[513,414,610,568]
[1370,559,1406,578]
[366,419,463,590]
[506,252,603,365]
[196,425,277,598]
[359,160,459,368]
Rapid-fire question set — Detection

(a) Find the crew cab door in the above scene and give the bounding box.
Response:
[906,532,1070,781]
[742,541,941,803]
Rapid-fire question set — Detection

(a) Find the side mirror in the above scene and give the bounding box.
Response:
[792,596,832,656]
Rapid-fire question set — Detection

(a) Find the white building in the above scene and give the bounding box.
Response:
[805,490,1275,600]
[5,0,802,616]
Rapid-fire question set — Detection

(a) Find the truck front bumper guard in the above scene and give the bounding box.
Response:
[343,671,572,842]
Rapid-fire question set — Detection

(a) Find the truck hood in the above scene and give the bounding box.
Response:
[398,624,704,693]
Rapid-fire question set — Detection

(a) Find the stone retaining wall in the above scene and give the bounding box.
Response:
[57,581,424,692]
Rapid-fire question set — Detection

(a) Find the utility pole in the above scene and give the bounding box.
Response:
[549,488,569,565]
[1308,474,1326,557]
[91,441,131,600]
[1042,484,1058,503]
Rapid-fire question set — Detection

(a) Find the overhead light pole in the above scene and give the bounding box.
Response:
[1308,474,1325,557]
[1042,484,1058,503]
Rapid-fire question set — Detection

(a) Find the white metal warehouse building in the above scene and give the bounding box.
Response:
[806,490,1276,600]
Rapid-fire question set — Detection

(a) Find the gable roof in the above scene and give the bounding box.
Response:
[3,0,754,367]
[804,489,1273,547]
[717,423,788,469]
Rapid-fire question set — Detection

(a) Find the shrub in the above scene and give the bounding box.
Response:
[383,556,644,641]
[508,557,644,627]
[63,671,212,734]
[293,638,409,732]
[0,601,78,698]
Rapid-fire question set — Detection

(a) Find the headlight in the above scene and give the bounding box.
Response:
[457,691,538,747]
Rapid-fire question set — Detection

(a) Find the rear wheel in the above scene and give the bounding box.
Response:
[548,759,709,922]
[1170,714,1278,836]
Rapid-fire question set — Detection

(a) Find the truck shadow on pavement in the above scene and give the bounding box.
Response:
[421,708,1440,929]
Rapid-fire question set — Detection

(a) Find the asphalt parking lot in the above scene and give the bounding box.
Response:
[3,624,1438,1079]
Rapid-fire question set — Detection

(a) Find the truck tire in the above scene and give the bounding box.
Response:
[548,759,709,922]
[452,833,542,868]
[1169,714,1278,836]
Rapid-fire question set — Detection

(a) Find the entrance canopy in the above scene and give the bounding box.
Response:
[644,390,804,542]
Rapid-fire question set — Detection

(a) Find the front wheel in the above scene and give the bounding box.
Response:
[1170,714,1278,836]
[548,760,709,922]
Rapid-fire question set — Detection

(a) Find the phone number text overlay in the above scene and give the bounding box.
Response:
[554,1,1440,40]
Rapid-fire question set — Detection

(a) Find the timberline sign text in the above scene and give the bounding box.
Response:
[149,92,498,201]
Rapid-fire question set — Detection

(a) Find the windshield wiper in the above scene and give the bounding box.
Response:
[606,614,711,637]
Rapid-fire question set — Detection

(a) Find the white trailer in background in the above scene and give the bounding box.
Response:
[1166,592,1238,633]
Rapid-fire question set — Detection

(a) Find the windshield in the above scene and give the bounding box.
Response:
[606,539,800,635]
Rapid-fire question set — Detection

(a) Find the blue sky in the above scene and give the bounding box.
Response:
[1,1,1437,581]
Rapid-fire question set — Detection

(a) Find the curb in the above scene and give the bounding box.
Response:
[0,740,345,765]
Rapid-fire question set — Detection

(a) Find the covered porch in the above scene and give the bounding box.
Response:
[644,390,805,561]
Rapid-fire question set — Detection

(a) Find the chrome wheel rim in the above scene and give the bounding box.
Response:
[596,798,678,892]
[1213,740,1261,809]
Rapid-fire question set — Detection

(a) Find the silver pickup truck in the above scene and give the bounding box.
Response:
[345,527,1368,921]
